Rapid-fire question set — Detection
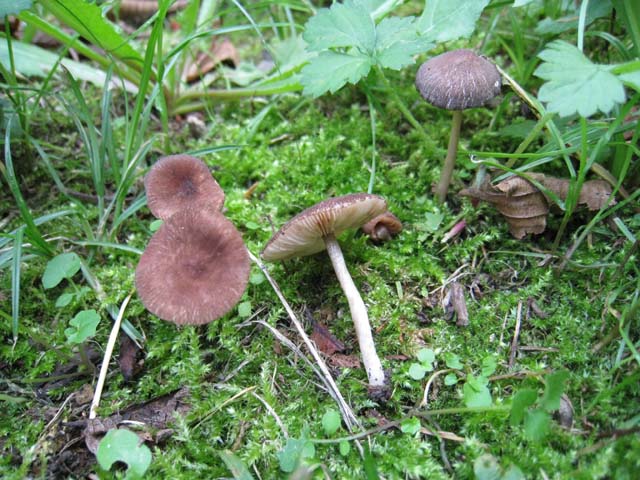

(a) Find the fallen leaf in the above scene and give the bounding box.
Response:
[119,334,143,381]
[460,173,616,238]
[310,320,345,356]
[328,354,360,369]
[185,38,240,83]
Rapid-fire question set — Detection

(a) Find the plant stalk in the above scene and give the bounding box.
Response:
[435,111,463,203]
[323,233,385,387]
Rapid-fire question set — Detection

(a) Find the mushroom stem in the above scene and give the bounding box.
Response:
[435,110,463,203]
[323,233,386,387]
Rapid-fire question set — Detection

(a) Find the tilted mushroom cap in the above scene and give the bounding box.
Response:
[135,209,249,325]
[144,154,224,220]
[262,193,387,261]
[415,49,501,110]
[361,211,403,242]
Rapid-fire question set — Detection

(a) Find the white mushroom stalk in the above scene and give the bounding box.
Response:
[324,233,385,386]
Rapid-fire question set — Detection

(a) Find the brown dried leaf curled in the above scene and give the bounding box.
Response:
[460,174,615,239]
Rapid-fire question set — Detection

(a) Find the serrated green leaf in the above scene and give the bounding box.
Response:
[523,409,550,441]
[539,370,569,412]
[321,409,341,436]
[302,0,376,52]
[481,355,497,377]
[463,374,492,407]
[535,40,626,117]
[509,388,537,426]
[65,309,100,344]
[444,372,459,386]
[40,0,144,68]
[400,417,421,435]
[374,16,432,70]
[416,0,490,43]
[301,51,372,97]
[0,0,32,16]
[408,363,427,380]
[444,352,463,370]
[97,429,151,479]
[42,252,81,289]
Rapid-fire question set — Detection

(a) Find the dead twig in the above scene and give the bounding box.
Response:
[508,301,523,369]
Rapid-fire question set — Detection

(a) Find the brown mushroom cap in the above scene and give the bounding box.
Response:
[415,49,501,110]
[144,154,225,220]
[262,193,387,261]
[135,209,249,325]
[361,211,403,242]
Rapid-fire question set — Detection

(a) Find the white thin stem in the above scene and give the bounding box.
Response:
[90,293,132,419]
[323,233,385,387]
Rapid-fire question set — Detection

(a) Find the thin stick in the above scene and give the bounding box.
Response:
[248,251,361,431]
[508,301,523,369]
[90,293,132,419]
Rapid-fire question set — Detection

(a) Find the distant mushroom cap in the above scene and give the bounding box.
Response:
[145,154,225,220]
[135,209,249,325]
[415,49,501,110]
[262,193,387,261]
[361,211,403,242]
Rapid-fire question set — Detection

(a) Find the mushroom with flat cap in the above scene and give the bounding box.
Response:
[135,208,249,325]
[415,49,501,203]
[145,154,225,220]
[262,193,389,394]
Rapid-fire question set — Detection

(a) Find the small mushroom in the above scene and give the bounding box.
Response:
[262,193,389,395]
[135,209,249,325]
[361,212,402,243]
[144,154,225,220]
[416,49,501,203]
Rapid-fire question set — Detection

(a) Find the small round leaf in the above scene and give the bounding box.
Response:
[97,429,151,479]
[321,409,341,436]
[42,252,81,289]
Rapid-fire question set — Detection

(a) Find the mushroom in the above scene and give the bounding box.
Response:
[262,193,389,394]
[361,212,402,243]
[415,49,501,203]
[144,154,225,220]
[135,208,249,325]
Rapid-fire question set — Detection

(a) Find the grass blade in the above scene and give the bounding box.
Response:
[10,227,24,343]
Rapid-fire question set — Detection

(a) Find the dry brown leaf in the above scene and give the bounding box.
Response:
[310,320,345,356]
[460,174,616,238]
[328,353,361,369]
[185,38,240,83]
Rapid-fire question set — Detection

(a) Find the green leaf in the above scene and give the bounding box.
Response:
[400,417,421,435]
[509,388,537,426]
[219,450,255,480]
[423,212,444,231]
[503,464,526,480]
[444,352,463,370]
[444,373,459,386]
[39,0,144,68]
[42,252,81,289]
[237,301,252,318]
[301,51,372,97]
[535,40,626,117]
[277,437,314,473]
[473,454,501,480]
[408,363,427,380]
[463,375,492,407]
[481,355,497,377]
[619,70,640,91]
[321,409,341,436]
[65,309,100,344]
[415,0,490,43]
[55,293,74,308]
[339,440,351,456]
[149,219,163,232]
[416,348,435,365]
[539,370,569,412]
[523,409,550,442]
[97,429,152,479]
[302,0,376,52]
[0,0,32,16]
[249,272,265,285]
[374,16,432,70]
